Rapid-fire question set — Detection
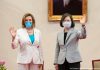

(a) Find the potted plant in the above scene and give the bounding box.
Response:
[0,60,7,70]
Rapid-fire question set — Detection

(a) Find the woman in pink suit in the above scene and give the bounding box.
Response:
[9,13,43,70]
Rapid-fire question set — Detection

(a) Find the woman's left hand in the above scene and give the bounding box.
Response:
[80,14,87,25]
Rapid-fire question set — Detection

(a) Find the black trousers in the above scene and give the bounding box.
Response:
[58,59,80,70]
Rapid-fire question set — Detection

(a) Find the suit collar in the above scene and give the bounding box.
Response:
[62,28,74,40]
[65,28,74,46]
[65,28,74,40]
[62,28,74,45]
[58,28,74,45]
[24,28,37,45]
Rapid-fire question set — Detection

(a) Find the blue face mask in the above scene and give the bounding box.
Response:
[25,21,32,28]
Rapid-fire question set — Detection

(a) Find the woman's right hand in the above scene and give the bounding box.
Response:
[55,64,58,70]
[9,27,16,38]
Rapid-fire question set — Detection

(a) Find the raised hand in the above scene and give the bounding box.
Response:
[80,14,87,25]
[9,27,16,38]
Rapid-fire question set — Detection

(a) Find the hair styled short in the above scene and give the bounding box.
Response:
[22,13,35,28]
[60,13,75,28]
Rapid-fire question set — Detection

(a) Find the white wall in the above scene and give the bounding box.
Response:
[0,0,100,70]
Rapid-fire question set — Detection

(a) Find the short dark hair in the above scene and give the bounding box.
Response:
[22,13,35,28]
[60,13,75,28]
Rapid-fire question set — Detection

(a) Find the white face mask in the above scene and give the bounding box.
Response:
[63,21,71,28]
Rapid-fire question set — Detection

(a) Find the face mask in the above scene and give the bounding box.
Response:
[63,21,71,28]
[25,21,32,28]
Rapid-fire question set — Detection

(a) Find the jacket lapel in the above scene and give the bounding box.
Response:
[65,28,74,45]
[61,31,64,45]
[58,31,64,45]
[24,28,38,45]
[33,28,36,44]
[24,28,32,44]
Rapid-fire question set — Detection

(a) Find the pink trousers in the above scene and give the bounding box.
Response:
[18,63,40,70]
